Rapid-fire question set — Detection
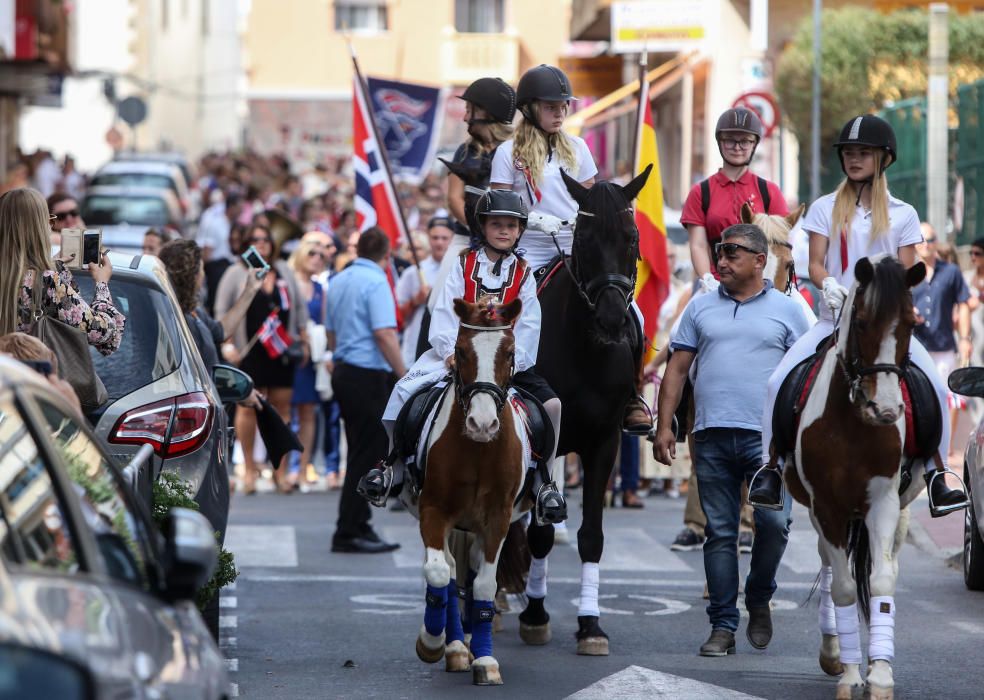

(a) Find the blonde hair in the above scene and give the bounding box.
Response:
[830,150,890,250]
[467,121,514,151]
[0,331,57,370]
[512,102,578,187]
[0,188,56,335]
[288,231,329,275]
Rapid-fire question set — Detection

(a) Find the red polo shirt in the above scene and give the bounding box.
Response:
[681,169,787,276]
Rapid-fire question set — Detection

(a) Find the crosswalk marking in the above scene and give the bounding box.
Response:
[567,665,766,699]
[225,525,298,567]
[603,527,693,572]
[951,620,984,635]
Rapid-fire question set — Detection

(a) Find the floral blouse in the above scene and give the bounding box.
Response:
[16,263,126,356]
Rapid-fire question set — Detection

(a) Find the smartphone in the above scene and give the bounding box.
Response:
[22,359,53,377]
[241,245,270,279]
[60,228,83,269]
[82,229,102,266]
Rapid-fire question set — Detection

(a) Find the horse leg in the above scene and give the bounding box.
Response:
[443,539,470,673]
[416,506,451,664]
[471,529,508,686]
[576,437,618,656]
[519,521,554,645]
[865,481,903,700]
[822,535,865,700]
[816,538,843,677]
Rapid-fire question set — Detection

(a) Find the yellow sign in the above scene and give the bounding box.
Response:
[611,0,707,54]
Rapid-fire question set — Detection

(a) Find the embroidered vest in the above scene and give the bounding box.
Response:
[460,249,528,305]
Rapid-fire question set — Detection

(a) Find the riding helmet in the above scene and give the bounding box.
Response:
[459,77,517,125]
[833,114,897,172]
[516,64,578,107]
[714,107,763,141]
[475,189,528,227]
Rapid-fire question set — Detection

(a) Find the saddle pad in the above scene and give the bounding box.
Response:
[509,388,554,462]
[772,352,824,458]
[535,254,566,295]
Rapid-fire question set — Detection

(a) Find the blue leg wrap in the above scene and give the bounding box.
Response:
[445,579,465,643]
[424,584,447,637]
[461,569,477,634]
[470,599,495,659]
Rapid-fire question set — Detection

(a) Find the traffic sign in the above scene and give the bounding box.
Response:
[118,96,148,127]
[732,91,780,138]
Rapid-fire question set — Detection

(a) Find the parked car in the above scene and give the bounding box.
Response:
[114,151,195,193]
[80,186,183,256]
[91,160,193,219]
[948,366,984,590]
[0,355,232,698]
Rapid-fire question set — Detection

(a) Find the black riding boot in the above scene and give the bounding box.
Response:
[357,460,403,508]
[925,470,968,518]
[748,465,785,511]
[534,461,567,526]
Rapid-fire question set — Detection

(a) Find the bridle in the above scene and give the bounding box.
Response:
[452,321,513,416]
[835,285,908,405]
[547,205,637,313]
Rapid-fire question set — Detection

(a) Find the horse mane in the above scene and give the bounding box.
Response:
[580,180,631,220]
[750,211,791,247]
[862,255,909,333]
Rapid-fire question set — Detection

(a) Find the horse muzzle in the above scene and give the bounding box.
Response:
[464,393,501,442]
[861,400,904,426]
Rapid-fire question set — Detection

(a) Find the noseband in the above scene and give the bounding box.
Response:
[835,286,908,405]
[453,322,512,415]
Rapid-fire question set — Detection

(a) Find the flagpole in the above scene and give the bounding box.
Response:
[632,47,648,180]
[347,39,424,273]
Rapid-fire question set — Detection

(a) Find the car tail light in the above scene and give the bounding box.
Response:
[110,392,213,459]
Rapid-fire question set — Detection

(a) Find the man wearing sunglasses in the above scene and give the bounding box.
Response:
[46,192,85,246]
[653,223,809,658]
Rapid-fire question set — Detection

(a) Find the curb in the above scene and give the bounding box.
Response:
[906,512,962,563]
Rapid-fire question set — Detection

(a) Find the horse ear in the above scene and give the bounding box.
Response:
[740,201,755,224]
[906,260,927,288]
[854,257,874,286]
[498,297,523,325]
[622,164,653,202]
[453,298,471,321]
[439,157,468,180]
[786,203,806,228]
[561,169,590,206]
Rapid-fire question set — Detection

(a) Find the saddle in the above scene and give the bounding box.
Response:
[772,339,942,468]
[535,255,566,295]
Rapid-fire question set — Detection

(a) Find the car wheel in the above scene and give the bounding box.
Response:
[964,470,984,591]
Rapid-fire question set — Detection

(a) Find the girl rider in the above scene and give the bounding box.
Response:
[750,115,968,517]
[489,64,651,434]
[360,189,567,525]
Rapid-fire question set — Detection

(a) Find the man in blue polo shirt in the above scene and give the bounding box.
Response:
[654,223,809,657]
[326,227,407,554]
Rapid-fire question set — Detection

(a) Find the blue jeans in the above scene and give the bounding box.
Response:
[693,428,792,632]
[619,433,639,492]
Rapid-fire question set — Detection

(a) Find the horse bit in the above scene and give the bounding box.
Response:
[452,321,513,415]
[835,286,908,405]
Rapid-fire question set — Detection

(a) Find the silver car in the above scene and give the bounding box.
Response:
[0,355,230,698]
[80,186,184,257]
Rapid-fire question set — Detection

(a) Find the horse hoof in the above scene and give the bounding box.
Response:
[493,612,503,634]
[834,683,865,700]
[445,641,471,673]
[868,685,893,700]
[415,636,445,664]
[576,636,609,656]
[819,653,844,677]
[519,622,551,645]
[472,658,502,686]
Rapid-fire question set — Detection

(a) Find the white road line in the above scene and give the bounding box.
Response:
[567,665,766,699]
[781,529,822,574]
[224,525,298,567]
[603,527,693,572]
[226,658,239,672]
[952,620,984,635]
[382,525,423,568]
[221,637,237,648]
[220,596,238,609]
[219,616,238,629]
[230,682,238,698]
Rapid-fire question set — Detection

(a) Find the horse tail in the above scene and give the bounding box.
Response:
[496,520,530,597]
[846,519,872,622]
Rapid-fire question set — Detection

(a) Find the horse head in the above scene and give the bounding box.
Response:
[561,164,652,340]
[440,156,491,238]
[837,255,926,425]
[451,297,522,442]
[740,201,805,293]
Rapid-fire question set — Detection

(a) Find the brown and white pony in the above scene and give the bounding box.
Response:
[782,256,926,700]
[409,297,532,686]
[740,201,811,317]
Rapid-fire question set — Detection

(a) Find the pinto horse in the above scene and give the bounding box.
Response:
[781,256,926,700]
[515,167,651,655]
[409,298,533,686]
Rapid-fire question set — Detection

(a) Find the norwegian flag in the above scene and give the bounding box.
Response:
[258,311,292,360]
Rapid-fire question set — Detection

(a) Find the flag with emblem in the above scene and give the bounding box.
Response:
[258,311,292,360]
[632,72,670,363]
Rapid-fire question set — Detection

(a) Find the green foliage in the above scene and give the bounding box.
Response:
[152,471,238,611]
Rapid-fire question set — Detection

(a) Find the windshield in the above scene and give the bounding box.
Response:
[90,173,177,193]
[73,275,182,400]
[81,195,170,227]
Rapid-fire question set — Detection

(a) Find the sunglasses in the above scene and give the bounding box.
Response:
[251,236,271,243]
[971,250,984,258]
[923,237,937,244]
[307,250,326,259]
[714,241,763,259]
[52,209,80,220]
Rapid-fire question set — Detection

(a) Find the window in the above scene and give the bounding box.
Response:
[335,1,388,32]
[455,0,504,33]
[37,400,151,590]
[0,397,79,573]
[161,0,169,31]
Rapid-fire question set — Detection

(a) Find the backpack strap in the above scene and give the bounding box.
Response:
[757,175,771,212]
[700,178,711,217]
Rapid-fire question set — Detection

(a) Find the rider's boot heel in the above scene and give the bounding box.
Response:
[925,469,969,518]
[535,481,567,526]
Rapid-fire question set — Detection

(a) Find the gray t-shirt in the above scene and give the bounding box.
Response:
[672,282,810,433]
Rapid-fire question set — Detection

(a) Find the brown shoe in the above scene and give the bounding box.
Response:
[621,490,645,509]
[746,606,773,649]
[622,396,653,435]
[699,629,735,657]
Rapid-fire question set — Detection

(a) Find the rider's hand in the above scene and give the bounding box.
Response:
[821,276,848,312]
[653,427,677,466]
[412,285,430,307]
[445,354,456,370]
[527,212,565,235]
[89,251,112,285]
[700,272,720,293]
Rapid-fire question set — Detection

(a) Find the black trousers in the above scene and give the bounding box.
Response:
[332,363,394,540]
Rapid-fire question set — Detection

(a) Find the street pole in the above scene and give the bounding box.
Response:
[810,0,822,203]
[927,3,949,241]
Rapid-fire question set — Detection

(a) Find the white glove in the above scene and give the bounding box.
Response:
[700,272,720,292]
[822,276,849,312]
[526,212,565,235]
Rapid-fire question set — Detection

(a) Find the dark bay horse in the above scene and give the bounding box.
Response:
[782,256,926,700]
[409,298,533,686]
[517,167,652,655]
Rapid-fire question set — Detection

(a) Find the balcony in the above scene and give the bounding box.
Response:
[571,0,613,42]
[441,32,519,86]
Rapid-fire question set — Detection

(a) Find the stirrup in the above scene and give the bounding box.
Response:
[748,464,785,511]
[357,463,394,508]
[535,481,567,526]
[926,468,969,518]
[622,395,654,436]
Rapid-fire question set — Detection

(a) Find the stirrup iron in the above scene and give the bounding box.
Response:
[358,463,394,508]
[748,464,785,511]
[622,394,654,436]
[926,468,969,518]
[535,480,567,526]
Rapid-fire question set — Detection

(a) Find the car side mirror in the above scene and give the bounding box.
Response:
[212,364,253,403]
[949,366,984,398]
[160,508,217,602]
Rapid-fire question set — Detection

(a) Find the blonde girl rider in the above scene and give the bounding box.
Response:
[750,115,968,517]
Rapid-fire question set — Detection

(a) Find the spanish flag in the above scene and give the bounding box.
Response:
[633,76,670,363]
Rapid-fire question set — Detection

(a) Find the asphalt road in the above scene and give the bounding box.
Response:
[219,485,984,699]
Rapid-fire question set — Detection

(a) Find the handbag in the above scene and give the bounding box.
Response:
[29,279,109,412]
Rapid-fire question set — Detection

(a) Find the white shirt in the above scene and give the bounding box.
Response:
[196,202,232,261]
[429,249,541,372]
[802,191,923,291]
[396,256,441,367]
[490,135,598,270]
